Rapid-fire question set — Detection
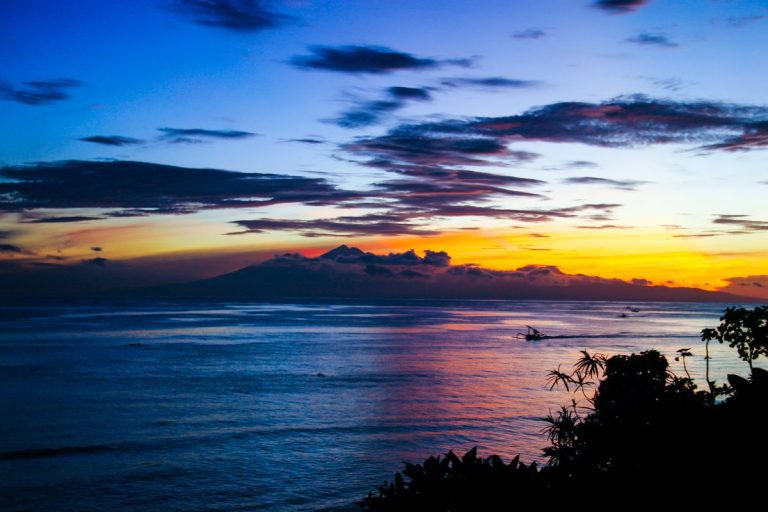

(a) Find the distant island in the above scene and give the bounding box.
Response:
[140,245,752,302]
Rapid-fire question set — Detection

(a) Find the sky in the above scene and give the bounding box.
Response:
[1,0,767,297]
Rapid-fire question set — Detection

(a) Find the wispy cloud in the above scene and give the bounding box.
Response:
[718,15,767,29]
[334,87,433,128]
[287,137,326,145]
[563,176,649,190]
[229,215,441,238]
[698,122,768,152]
[346,133,538,167]
[25,216,104,223]
[290,45,473,74]
[158,128,258,144]
[712,214,768,232]
[576,223,633,229]
[565,160,599,169]
[440,77,540,89]
[0,79,82,106]
[626,33,679,48]
[333,77,539,128]
[511,28,547,40]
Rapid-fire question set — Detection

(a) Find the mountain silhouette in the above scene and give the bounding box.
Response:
[140,245,752,302]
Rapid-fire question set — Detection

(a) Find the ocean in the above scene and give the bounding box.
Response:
[0,299,754,511]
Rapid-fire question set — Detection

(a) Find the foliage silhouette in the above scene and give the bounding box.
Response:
[701,305,768,373]
[360,306,768,511]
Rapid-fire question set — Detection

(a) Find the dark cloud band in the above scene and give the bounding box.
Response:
[158,128,257,143]
[171,0,288,32]
[352,95,768,154]
[0,160,356,214]
[291,45,472,74]
[594,0,649,14]
[0,79,81,106]
[80,136,146,146]
[626,33,679,48]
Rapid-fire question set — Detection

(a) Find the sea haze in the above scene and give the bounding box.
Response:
[0,299,754,511]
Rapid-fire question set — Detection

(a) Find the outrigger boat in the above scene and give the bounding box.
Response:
[516,325,547,341]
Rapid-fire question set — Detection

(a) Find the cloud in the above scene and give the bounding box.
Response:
[339,128,629,229]
[321,245,451,267]
[25,216,104,223]
[0,160,357,215]
[0,79,82,106]
[382,166,545,187]
[158,127,257,144]
[698,121,768,151]
[231,203,621,239]
[576,223,633,229]
[651,77,688,92]
[593,0,649,15]
[563,176,649,190]
[82,257,110,267]
[334,77,540,128]
[671,233,718,239]
[91,247,103,252]
[372,178,544,205]
[287,137,326,144]
[440,77,540,89]
[358,95,768,153]
[511,28,546,40]
[387,86,432,100]
[720,275,768,299]
[229,215,440,237]
[566,160,599,169]
[334,87,433,128]
[346,133,537,167]
[290,45,472,74]
[334,77,539,129]
[626,33,679,48]
[719,15,767,29]
[712,214,768,232]
[333,77,539,129]
[675,214,768,238]
[0,244,24,254]
[170,0,288,32]
[80,135,146,146]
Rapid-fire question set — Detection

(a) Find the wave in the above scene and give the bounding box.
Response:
[0,444,117,461]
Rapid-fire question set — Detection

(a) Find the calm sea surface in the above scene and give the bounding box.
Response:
[0,300,756,511]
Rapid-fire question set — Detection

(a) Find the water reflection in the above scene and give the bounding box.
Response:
[0,300,753,511]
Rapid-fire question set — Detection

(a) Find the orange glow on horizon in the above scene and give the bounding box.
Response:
[344,227,768,292]
[6,215,766,295]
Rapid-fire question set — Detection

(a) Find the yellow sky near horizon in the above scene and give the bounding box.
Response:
[3,208,767,296]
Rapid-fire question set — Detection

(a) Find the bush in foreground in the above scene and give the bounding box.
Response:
[360,306,768,511]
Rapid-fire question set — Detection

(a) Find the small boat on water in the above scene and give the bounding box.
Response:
[517,325,547,341]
